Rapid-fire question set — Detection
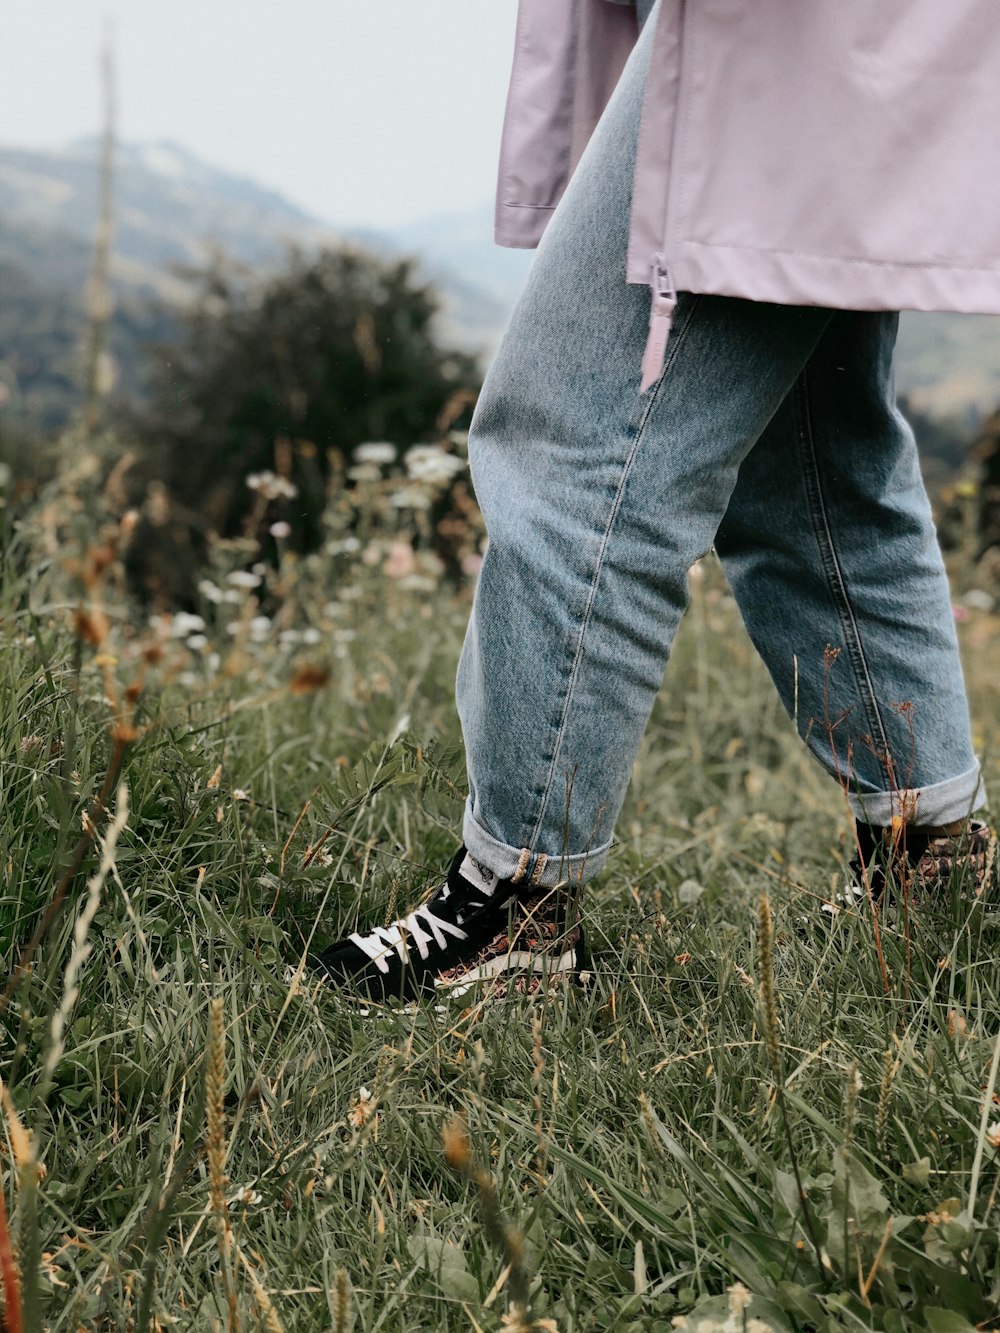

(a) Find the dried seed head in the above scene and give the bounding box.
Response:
[441,1118,472,1172]
[333,1268,351,1333]
[757,893,782,1084]
[290,662,331,696]
[875,1048,896,1153]
[74,607,110,647]
[0,1079,34,1171]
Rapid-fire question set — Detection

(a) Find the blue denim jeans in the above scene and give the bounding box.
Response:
[456,4,984,887]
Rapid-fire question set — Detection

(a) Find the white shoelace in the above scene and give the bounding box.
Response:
[349,902,469,974]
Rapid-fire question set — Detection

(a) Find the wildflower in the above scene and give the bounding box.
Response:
[947,1009,969,1039]
[389,485,432,511]
[227,570,263,590]
[404,443,465,484]
[953,604,971,622]
[326,536,361,556]
[167,611,206,638]
[246,470,297,500]
[964,588,995,612]
[385,541,417,579]
[461,552,483,578]
[199,578,225,604]
[348,462,383,484]
[499,1314,558,1332]
[186,634,209,651]
[230,1185,263,1206]
[986,1121,1000,1148]
[269,520,292,540]
[355,441,397,465]
[232,789,251,802]
[396,574,439,594]
[348,1086,376,1130]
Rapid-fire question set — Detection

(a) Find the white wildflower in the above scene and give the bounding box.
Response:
[226,570,262,590]
[246,470,297,500]
[269,520,292,540]
[389,485,432,511]
[347,463,382,484]
[348,1085,376,1130]
[404,444,465,484]
[168,612,205,638]
[229,1185,262,1206]
[355,441,397,465]
[198,578,224,604]
[396,574,438,594]
[326,536,362,556]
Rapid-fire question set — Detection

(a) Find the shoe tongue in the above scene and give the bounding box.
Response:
[456,852,499,897]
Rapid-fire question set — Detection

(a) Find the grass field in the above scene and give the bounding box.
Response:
[0,434,998,1331]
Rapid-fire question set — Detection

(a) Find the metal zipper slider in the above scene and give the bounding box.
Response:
[640,256,677,393]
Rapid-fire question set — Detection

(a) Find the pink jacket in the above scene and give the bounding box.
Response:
[495,0,1000,389]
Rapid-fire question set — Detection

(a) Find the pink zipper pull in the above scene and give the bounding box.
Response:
[640,257,677,393]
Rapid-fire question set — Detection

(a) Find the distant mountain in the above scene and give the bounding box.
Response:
[2,137,1000,438]
[0,139,512,429]
[0,139,335,293]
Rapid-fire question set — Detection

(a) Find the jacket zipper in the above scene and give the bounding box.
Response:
[637,0,687,393]
[640,255,677,392]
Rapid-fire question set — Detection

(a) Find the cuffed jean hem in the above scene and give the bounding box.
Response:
[847,762,987,827]
[462,800,613,887]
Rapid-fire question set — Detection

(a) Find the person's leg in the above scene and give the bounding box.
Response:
[455,20,837,888]
[714,311,985,833]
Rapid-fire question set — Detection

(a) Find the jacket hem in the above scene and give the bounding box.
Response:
[630,239,1000,316]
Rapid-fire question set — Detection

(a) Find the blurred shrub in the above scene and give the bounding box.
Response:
[125,246,481,559]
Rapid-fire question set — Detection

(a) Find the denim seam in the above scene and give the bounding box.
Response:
[795,372,893,771]
[525,296,703,856]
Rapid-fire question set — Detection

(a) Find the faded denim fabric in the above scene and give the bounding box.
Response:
[457,6,984,887]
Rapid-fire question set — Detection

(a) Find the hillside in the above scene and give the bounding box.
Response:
[2,138,1000,437]
[0,140,512,431]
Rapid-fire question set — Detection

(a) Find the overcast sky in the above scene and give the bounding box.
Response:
[0,0,520,230]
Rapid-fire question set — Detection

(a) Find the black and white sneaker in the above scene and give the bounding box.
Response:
[823,818,996,917]
[310,848,585,1003]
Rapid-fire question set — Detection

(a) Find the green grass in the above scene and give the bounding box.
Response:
[0,442,998,1332]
